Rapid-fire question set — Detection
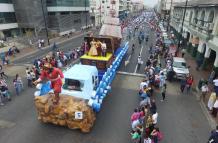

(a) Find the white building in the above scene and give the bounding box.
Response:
[90,0,101,26]
[0,1,18,39]
[171,0,218,74]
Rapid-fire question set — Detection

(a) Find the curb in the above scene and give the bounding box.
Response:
[11,31,92,62]
[193,89,216,129]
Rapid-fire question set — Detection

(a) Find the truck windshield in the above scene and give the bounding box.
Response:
[173,61,186,68]
[63,79,84,91]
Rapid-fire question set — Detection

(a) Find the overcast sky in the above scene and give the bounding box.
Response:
[144,0,159,7]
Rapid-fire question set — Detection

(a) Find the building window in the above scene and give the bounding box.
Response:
[0,0,12,3]
[46,0,90,7]
[0,12,16,24]
[74,19,81,23]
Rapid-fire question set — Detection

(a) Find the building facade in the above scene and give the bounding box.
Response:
[171,0,218,74]
[46,0,91,34]
[12,0,91,36]
[0,0,18,39]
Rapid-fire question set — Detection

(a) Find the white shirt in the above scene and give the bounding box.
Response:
[201,85,209,92]
[152,112,158,124]
[101,43,106,50]
[213,100,218,108]
[144,138,152,143]
[213,79,218,86]
[140,82,148,90]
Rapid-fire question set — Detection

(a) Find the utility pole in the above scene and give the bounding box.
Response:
[40,0,50,45]
[85,0,87,31]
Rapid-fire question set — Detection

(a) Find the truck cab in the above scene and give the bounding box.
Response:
[61,64,99,100]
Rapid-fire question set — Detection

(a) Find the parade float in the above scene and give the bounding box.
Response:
[34,15,129,132]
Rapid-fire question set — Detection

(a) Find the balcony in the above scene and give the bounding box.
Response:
[187,20,214,41]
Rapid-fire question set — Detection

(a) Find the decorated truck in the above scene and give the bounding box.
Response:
[34,16,129,132]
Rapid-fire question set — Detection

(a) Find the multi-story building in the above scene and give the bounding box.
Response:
[131,0,144,13]
[46,0,91,34]
[157,0,187,19]
[0,0,18,39]
[90,0,100,27]
[13,0,91,36]
[171,0,218,74]
[127,0,133,12]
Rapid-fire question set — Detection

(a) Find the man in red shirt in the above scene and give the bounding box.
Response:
[34,63,64,104]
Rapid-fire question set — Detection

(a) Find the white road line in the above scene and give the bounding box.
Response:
[134,45,144,73]
[117,71,145,77]
[125,54,132,66]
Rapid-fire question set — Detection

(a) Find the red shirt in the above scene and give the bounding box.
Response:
[40,68,64,82]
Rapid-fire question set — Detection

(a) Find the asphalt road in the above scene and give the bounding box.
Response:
[0,74,141,143]
[0,17,212,143]
[119,24,155,74]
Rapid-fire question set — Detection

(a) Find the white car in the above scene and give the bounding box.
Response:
[172,57,190,79]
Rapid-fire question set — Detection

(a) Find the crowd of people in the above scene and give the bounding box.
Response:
[0,44,85,106]
[126,11,168,143]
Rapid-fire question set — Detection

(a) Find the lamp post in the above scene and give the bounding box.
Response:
[40,0,50,45]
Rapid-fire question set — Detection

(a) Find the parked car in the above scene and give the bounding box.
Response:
[172,57,190,79]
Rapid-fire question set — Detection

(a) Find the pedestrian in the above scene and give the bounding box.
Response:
[137,54,143,69]
[200,82,209,101]
[132,43,135,53]
[159,72,166,88]
[186,74,194,93]
[16,74,23,89]
[212,98,218,118]
[131,129,141,143]
[208,92,216,111]
[0,64,8,79]
[151,127,163,143]
[144,135,152,143]
[131,108,140,122]
[13,75,21,96]
[213,77,218,95]
[152,111,158,126]
[181,48,186,58]
[38,39,41,49]
[150,99,157,114]
[161,83,167,101]
[208,125,218,143]
[26,72,32,87]
[180,78,186,93]
[209,70,216,84]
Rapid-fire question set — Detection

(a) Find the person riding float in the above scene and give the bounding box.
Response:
[33,63,64,104]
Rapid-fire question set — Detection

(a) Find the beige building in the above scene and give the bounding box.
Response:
[171,0,218,73]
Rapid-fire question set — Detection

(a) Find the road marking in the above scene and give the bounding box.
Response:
[124,54,132,66]
[134,45,144,73]
[0,120,16,128]
[117,71,145,77]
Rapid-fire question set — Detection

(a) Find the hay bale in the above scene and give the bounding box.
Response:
[34,94,96,133]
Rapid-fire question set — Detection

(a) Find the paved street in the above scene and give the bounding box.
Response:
[0,15,212,143]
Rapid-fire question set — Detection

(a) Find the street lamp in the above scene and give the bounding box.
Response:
[40,0,50,45]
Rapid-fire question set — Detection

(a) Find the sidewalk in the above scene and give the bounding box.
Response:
[179,51,217,128]
[9,30,92,62]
